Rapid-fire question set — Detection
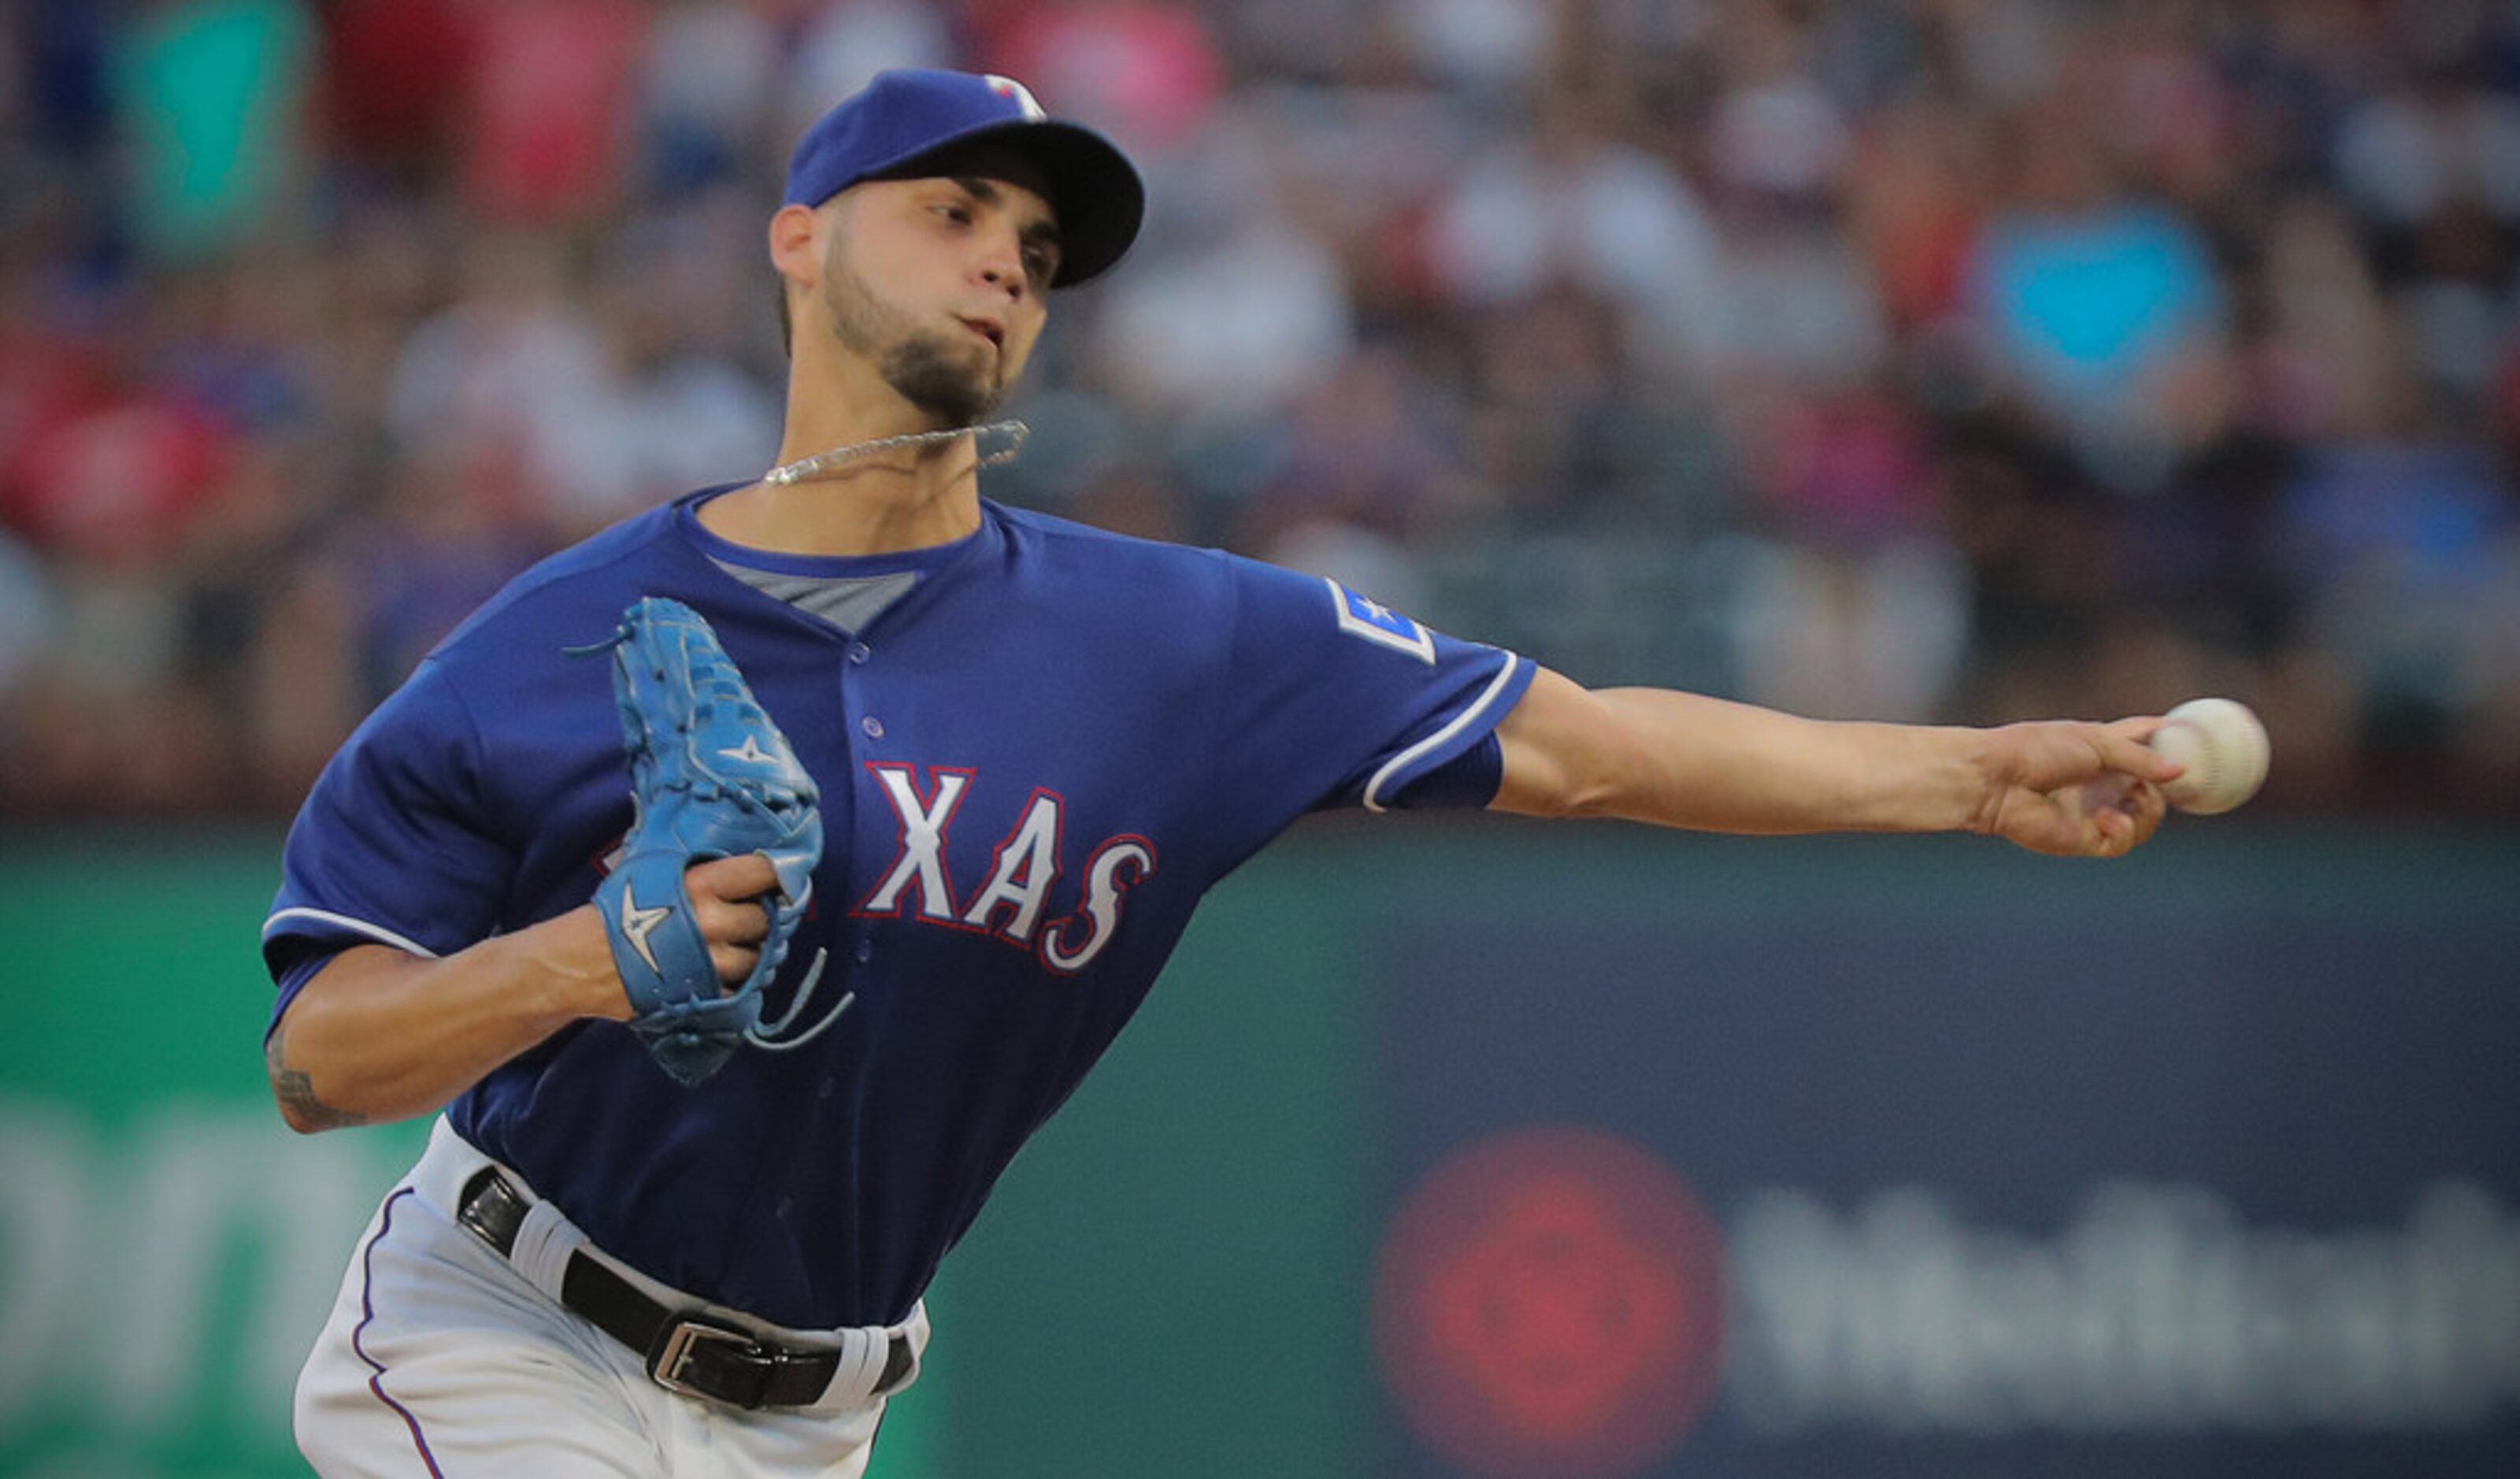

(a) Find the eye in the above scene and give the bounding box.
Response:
[931,202,972,226]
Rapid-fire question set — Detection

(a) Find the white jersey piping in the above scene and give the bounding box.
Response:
[261,907,442,960]
[1361,652,1525,815]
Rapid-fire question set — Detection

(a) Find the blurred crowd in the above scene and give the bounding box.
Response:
[3,0,2518,821]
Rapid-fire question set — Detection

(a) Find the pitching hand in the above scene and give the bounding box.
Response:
[1972,717,2181,858]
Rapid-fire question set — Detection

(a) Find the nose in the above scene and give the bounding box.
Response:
[975,228,1028,300]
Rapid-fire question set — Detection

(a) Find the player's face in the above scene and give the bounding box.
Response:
[820,161,1060,427]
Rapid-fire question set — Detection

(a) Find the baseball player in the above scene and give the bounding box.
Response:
[264,69,2181,1478]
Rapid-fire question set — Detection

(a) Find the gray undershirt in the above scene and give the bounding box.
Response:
[711,560,917,633]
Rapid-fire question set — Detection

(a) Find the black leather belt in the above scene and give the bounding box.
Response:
[454,1166,913,1410]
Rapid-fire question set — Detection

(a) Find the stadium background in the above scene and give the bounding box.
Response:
[2,2,2517,1476]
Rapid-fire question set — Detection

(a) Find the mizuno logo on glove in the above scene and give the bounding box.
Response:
[617,887,672,975]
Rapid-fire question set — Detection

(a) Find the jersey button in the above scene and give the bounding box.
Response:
[861,716,884,739]
[854,940,873,964]
[848,642,872,664]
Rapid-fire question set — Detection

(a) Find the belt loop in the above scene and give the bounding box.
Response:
[903,1300,930,1366]
[506,1197,578,1304]
[838,1328,885,1403]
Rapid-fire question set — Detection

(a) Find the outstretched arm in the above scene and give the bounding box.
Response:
[1490,666,2178,858]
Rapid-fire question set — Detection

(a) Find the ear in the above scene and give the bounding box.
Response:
[768,203,823,291]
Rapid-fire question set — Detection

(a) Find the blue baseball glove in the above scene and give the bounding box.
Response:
[584,597,823,1086]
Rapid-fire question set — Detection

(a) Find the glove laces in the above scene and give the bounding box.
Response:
[743,884,856,1052]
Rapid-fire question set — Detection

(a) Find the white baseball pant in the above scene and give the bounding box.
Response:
[294,1117,928,1478]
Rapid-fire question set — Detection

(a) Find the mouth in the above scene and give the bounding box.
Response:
[954,316,1006,351]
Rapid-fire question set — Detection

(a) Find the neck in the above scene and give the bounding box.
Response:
[702,369,996,555]
[705,436,988,557]
[766,419,1025,487]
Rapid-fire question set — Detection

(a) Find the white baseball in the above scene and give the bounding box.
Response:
[2148,698,2270,814]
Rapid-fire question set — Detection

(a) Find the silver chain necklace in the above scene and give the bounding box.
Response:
[763,419,1029,487]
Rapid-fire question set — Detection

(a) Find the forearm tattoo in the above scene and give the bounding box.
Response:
[266,1026,368,1130]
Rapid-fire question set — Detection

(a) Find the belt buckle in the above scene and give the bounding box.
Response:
[647,1317,772,1407]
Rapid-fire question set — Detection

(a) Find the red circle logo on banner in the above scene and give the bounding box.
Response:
[1373,1126,1726,1477]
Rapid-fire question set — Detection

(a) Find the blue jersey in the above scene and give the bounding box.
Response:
[264,491,1532,1329]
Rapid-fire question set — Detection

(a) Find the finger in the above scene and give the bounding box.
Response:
[694,893,771,946]
[2092,805,2136,857]
[2125,778,2169,843]
[2093,725,2183,785]
[708,941,762,986]
[686,852,778,903]
[2087,774,2174,856]
[2020,777,2143,859]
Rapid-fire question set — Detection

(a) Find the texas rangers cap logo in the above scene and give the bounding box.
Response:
[985,75,1047,120]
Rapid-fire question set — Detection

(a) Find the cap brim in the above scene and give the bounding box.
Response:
[876,120,1145,288]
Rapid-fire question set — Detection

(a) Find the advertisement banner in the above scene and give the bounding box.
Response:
[0,837,956,1479]
[1369,830,2520,1479]
[0,836,426,1479]
[9,828,2516,1477]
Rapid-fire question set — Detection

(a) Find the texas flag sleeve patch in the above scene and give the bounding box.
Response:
[1325,578,1436,665]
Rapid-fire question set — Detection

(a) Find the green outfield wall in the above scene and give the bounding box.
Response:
[0,827,1384,1479]
[2,823,2515,1478]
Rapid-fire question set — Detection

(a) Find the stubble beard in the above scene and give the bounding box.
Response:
[823,254,1006,430]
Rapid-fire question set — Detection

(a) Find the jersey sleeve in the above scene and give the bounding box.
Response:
[261,656,518,1021]
[1204,554,1532,852]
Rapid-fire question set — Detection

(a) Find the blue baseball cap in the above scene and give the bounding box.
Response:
[784,69,1145,288]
